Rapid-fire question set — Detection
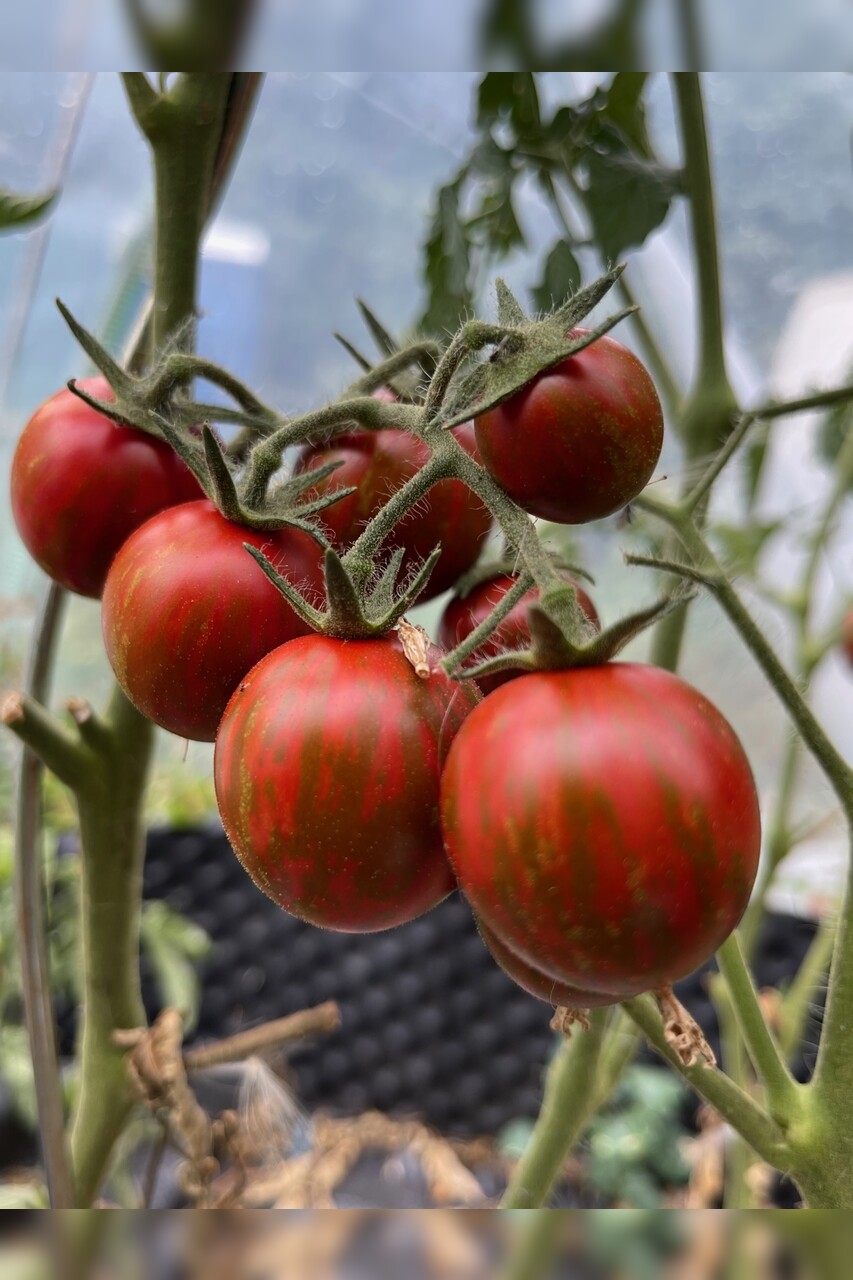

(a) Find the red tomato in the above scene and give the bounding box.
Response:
[294,423,492,599]
[214,634,480,932]
[438,571,600,695]
[477,919,618,1008]
[102,501,324,742]
[474,330,663,524]
[441,664,760,996]
[10,378,200,598]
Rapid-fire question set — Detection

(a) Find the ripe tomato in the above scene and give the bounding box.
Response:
[102,500,324,742]
[10,378,200,598]
[214,633,480,932]
[438,571,600,695]
[441,664,760,996]
[295,422,492,599]
[474,331,663,524]
[477,919,618,1008]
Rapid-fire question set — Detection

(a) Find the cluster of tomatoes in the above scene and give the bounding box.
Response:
[11,333,762,1009]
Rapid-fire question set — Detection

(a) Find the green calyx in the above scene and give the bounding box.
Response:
[453,588,694,685]
[436,265,635,431]
[245,543,441,640]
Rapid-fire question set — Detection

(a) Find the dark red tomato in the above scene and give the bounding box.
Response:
[10,377,200,598]
[294,422,492,599]
[214,634,480,932]
[441,664,760,996]
[102,501,324,742]
[474,330,663,525]
[438,571,600,696]
[477,919,618,1008]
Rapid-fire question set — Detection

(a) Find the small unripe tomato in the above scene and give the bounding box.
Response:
[474,330,663,525]
[438,570,599,695]
[10,378,200,597]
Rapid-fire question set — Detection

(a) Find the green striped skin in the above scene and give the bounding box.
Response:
[214,634,481,933]
[477,918,619,1008]
[102,501,324,742]
[441,664,761,996]
[474,330,663,525]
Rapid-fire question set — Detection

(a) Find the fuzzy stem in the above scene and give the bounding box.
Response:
[740,736,800,959]
[622,996,789,1168]
[502,1210,563,1280]
[441,572,534,676]
[716,934,801,1122]
[500,1010,608,1209]
[68,687,154,1207]
[778,918,836,1062]
[2,693,88,792]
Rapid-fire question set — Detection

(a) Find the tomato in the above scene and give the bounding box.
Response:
[295,422,492,599]
[441,664,760,996]
[477,919,618,1008]
[214,633,480,932]
[10,378,200,598]
[102,500,324,742]
[474,330,663,524]
[438,571,600,695]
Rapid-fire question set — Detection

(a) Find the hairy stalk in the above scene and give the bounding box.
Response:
[68,689,154,1206]
[651,72,738,673]
[711,972,755,1209]
[501,1210,563,1280]
[500,1011,608,1208]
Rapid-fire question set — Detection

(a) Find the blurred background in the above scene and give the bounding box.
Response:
[0,70,852,1213]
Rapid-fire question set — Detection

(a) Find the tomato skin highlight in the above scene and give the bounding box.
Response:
[10,378,200,598]
[214,634,480,932]
[441,664,760,995]
[477,918,619,1008]
[474,331,664,525]
[102,500,324,742]
[438,571,600,696]
[295,422,492,599]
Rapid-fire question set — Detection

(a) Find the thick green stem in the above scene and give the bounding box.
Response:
[716,934,801,1122]
[711,972,755,1209]
[68,688,153,1207]
[500,1011,608,1209]
[502,1210,563,1280]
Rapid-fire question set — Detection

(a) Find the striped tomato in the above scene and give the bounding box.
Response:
[441,664,760,996]
[10,378,200,598]
[294,423,492,599]
[477,919,619,1008]
[102,500,323,742]
[438,571,600,695]
[214,633,480,932]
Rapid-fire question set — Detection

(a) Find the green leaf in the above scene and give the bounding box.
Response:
[602,73,652,157]
[532,240,581,312]
[0,186,57,232]
[477,72,541,136]
[583,144,679,261]
[421,177,473,335]
[141,900,211,1034]
[712,519,783,576]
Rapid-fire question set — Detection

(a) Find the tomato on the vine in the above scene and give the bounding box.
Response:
[10,378,200,598]
[441,663,760,996]
[477,919,619,1008]
[295,422,492,599]
[214,633,480,932]
[474,330,663,525]
[102,500,324,742]
[438,571,599,695]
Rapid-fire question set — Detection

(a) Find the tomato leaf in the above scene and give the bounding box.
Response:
[532,241,581,313]
[582,144,680,262]
[0,186,57,232]
[601,73,652,158]
[477,73,541,134]
[421,176,473,336]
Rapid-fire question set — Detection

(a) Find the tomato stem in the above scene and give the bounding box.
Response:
[501,1209,563,1280]
[500,1009,609,1209]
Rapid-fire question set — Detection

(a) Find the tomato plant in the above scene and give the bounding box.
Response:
[474,331,664,525]
[295,422,492,599]
[477,918,618,1008]
[214,632,480,931]
[441,663,761,996]
[10,377,200,598]
[438,570,600,695]
[102,500,324,742]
